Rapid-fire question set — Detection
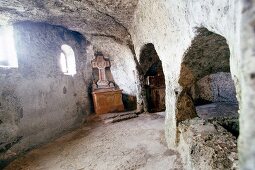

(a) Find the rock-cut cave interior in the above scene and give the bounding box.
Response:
[0,1,255,170]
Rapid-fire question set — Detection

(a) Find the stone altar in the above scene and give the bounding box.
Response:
[91,52,124,114]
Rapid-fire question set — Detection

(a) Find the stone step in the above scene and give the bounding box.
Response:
[98,111,139,124]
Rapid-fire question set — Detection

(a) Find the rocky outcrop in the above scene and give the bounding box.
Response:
[177,118,238,170]
[196,102,239,120]
[191,72,238,104]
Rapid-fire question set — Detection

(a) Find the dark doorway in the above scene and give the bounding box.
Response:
[139,43,166,113]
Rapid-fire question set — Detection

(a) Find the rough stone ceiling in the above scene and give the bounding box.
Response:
[0,0,139,43]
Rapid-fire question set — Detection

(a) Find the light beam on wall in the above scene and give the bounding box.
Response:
[0,25,18,68]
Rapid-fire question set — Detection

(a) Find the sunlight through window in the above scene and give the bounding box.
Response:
[0,26,18,68]
[60,44,76,76]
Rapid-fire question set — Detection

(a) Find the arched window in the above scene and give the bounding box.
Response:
[0,25,18,68]
[60,44,76,76]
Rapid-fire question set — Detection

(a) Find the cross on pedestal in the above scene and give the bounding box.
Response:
[92,54,110,88]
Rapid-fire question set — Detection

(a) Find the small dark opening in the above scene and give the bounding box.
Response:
[139,43,166,113]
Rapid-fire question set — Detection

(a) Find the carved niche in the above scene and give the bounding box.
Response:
[91,52,124,114]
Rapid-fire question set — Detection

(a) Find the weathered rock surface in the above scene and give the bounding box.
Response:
[179,28,230,88]
[0,22,90,168]
[196,102,239,120]
[192,72,238,104]
[0,0,138,43]
[178,118,238,170]
[176,91,197,122]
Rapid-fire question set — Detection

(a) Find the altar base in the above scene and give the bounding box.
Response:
[92,89,124,114]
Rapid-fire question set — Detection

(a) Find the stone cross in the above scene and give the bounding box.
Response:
[92,54,110,88]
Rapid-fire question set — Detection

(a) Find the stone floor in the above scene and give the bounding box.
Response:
[5,113,183,170]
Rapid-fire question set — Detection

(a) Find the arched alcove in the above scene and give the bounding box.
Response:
[139,43,166,113]
[177,28,239,134]
[60,44,76,76]
[0,25,18,68]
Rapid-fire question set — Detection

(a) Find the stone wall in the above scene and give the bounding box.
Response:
[239,0,255,169]
[0,22,91,167]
